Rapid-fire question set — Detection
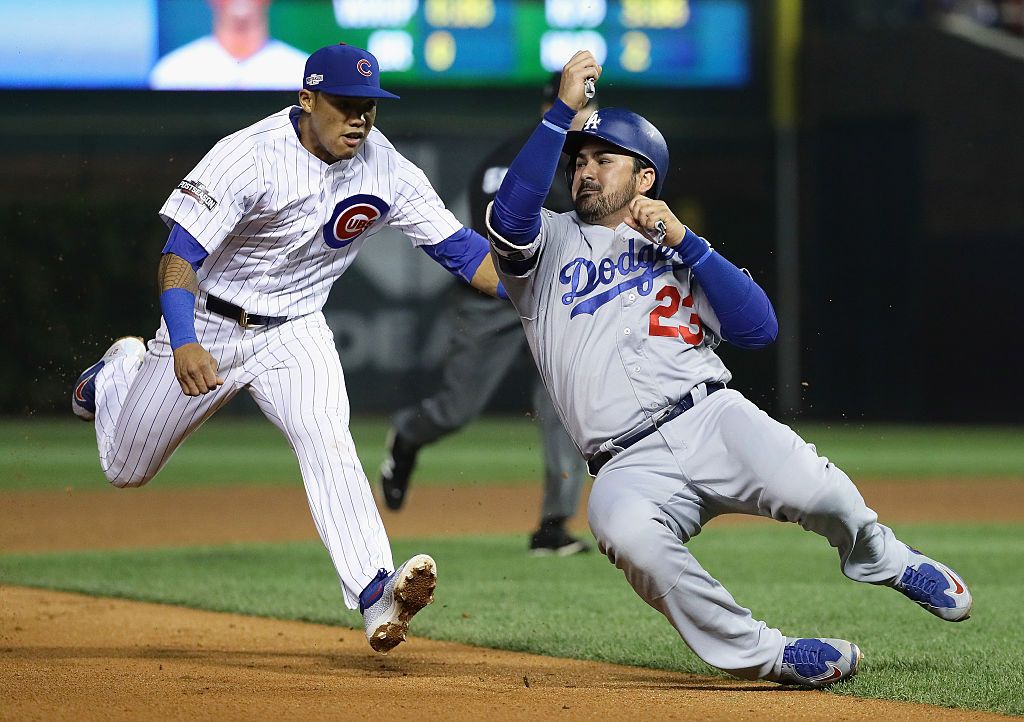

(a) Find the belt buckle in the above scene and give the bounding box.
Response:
[238,310,250,329]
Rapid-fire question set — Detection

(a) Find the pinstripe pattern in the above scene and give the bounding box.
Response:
[95,301,392,609]
[90,108,469,610]
[158,107,462,318]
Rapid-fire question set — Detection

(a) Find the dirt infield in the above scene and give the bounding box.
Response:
[2,480,1022,720]
[4,478,1023,553]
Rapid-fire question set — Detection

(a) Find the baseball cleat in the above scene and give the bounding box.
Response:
[775,637,862,688]
[71,336,146,421]
[359,554,437,654]
[892,545,973,622]
[379,429,420,511]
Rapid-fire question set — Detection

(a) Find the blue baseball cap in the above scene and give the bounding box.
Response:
[302,44,400,99]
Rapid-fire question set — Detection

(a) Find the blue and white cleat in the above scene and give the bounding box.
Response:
[893,546,972,622]
[775,638,862,688]
[71,336,146,421]
[359,554,437,653]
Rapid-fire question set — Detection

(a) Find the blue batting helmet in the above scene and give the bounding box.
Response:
[562,107,669,198]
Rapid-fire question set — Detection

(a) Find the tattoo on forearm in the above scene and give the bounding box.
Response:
[158,253,199,295]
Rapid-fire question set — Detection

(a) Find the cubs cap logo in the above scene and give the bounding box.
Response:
[356,58,373,77]
[323,194,390,249]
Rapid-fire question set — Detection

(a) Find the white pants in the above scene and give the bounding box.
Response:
[93,304,393,609]
[587,389,910,680]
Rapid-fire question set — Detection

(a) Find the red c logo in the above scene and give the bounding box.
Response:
[333,204,380,242]
[323,194,390,249]
[356,58,372,77]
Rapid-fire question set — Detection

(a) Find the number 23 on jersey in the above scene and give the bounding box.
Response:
[649,285,704,345]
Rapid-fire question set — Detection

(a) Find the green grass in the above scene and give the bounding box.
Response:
[1,524,1021,715]
[1,417,1023,491]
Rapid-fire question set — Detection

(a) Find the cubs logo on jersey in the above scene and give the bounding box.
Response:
[323,194,390,249]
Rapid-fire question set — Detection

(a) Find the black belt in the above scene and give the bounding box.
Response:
[206,295,287,329]
[587,382,725,476]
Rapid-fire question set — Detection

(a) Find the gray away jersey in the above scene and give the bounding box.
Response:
[159,107,462,318]
[489,207,731,457]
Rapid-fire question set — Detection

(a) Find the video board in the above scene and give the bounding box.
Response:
[0,0,750,89]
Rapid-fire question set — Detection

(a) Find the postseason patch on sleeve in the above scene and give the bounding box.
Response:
[176,180,218,211]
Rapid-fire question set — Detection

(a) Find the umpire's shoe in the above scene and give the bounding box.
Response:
[774,638,862,688]
[379,429,420,511]
[529,517,592,556]
[892,545,973,622]
[72,336,146,421]
[359,554,437,653]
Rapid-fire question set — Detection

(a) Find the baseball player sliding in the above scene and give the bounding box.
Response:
[486,51,973,687]
[71,43,504,654]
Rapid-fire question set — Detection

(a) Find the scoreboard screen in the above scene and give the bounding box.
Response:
[0,0,750,90]
[315,0,750,87]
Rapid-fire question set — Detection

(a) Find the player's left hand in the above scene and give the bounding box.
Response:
[623,197,686,247]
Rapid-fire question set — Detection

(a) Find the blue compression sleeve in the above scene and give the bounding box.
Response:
[162,224,208,271]
[674,227,778,349]
[159,288,198,350]
[491,99,576,245]
[419,227,490,284]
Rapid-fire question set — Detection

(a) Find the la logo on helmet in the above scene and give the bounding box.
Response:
[583,111,601,131]
[323,194,390,248]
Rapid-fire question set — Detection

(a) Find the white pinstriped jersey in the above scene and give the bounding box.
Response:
[491,209,732,457]
[159,106,463,317]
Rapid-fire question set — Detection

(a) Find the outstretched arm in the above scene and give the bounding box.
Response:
[469,254,502,297]
[418,226,506,298]
[158,225,224,395]
[488,51,601,268]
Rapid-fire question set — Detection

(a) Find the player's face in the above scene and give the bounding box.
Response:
[301,91,378,163]
[572,143,649,224]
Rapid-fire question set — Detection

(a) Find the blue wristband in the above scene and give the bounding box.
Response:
[160,288,198,350]
[542,98,576,132]
[674,227,713,267]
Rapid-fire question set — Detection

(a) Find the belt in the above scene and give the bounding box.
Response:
[206,295,287,329]
[587,382,725,476]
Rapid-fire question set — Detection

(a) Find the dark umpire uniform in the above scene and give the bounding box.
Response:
[381,76,591,555]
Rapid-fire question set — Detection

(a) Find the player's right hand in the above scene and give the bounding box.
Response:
[559,50,602,112]
[172,342,224,396]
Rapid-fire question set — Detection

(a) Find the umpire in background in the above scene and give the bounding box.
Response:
[381,74,596,555]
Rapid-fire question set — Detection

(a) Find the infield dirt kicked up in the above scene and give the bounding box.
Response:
[3,480,1022,721]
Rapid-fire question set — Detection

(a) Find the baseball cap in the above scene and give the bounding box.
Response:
[302,44,400,99]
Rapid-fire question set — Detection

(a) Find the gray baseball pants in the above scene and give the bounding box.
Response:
[587,388,910,680]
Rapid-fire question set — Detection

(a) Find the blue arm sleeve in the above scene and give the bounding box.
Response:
[159,225,203,349]
[674,227,778,350]
[160,288,198,350]
[490,99,576,246]
[162,224,209,271]
[419,227,490,284]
